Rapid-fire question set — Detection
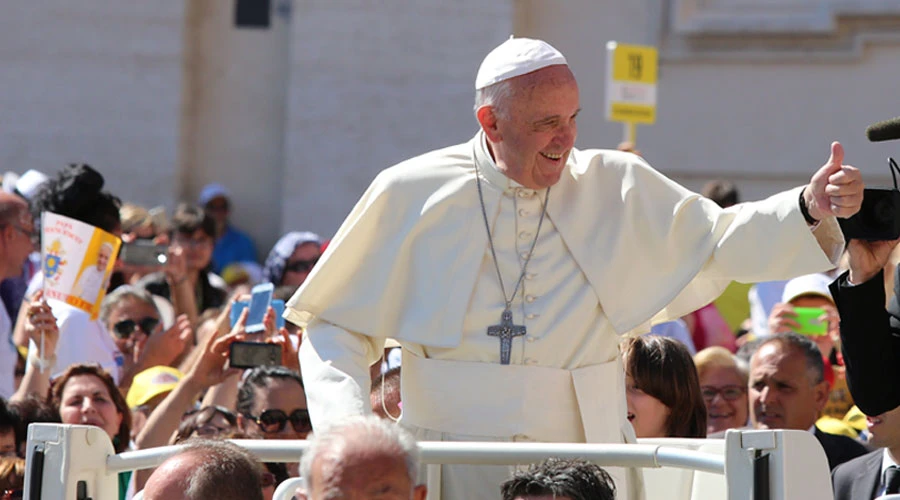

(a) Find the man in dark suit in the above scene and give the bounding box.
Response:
[832,404,900,499]
[749,333,868,470]
[829,238,900,416]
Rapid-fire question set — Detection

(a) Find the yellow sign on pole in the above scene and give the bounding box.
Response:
[605,42,658,126]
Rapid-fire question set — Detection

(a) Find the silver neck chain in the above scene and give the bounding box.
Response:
[474,165,550,311]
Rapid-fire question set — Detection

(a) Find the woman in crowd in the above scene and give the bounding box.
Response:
[173,405,236,443]
[693,346,750,436]
[623,335,707,438]
[261,232,322,289]
[139,204,227,327]
[13,164,124,382]
[99,285,191,393]
[237,365,309,479]
[50,364,132,499]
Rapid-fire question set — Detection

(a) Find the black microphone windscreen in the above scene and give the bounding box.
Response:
[866,117,900,142]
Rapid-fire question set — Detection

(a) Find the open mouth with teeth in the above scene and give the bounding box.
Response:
[867,416,883,429]
[540,152,563,161]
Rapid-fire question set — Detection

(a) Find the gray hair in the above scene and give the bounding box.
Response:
[299,415,420,494]
[99,284,160,325]
[474,79,516,119]
[178,439,264,500]
[755,333,825,385]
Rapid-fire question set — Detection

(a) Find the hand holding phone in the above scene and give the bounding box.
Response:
[791,307,828,336]
[120,240,169,267]
[229,341,282,369]
[245,283,274,334]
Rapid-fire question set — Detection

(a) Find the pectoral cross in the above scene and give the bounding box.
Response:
[487,309,526,365]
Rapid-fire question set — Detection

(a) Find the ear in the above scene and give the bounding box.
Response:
[413,485,428,500]
[812,380,830,412]
[476,106,502,142]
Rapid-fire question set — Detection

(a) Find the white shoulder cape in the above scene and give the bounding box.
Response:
[285,133,839,346]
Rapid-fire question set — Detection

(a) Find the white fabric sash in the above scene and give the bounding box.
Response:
[401,350,627,445]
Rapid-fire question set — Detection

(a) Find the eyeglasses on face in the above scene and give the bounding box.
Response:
[112,317,160,338]
[246,408,311,434]
[701,385,746,402]
[284,258,318,274]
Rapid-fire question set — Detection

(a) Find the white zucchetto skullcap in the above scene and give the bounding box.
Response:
[475,37,568,90]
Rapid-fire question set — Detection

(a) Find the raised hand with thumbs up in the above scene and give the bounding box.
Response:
[803,141,864,222]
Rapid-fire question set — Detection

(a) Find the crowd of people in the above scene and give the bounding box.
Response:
[0,34,897,500]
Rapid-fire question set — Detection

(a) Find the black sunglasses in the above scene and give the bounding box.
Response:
[112,317,160,338]
[284,258,318,274]
[247,409,311,434]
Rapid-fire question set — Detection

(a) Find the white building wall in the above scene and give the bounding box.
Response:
[282,0,513,238]
[3,1,899,252]
[0,2,184,210]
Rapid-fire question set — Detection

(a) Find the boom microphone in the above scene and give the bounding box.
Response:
[866,117,900,142]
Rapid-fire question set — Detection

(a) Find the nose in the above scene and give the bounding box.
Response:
[556,121,577,148]
[81,398,98,414]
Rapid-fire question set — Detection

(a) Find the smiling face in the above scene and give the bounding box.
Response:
[867,405,900,452]
[59,374,124,440]
[749,342,828,431]
[625,373,671,438]
[700,365,749,434]
[96,245,112,271]
[477,65,580,189]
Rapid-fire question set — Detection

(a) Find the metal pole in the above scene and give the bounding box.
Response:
[107,441,725,476]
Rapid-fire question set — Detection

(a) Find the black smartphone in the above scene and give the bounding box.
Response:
[229,341,282,369]
[120,240,169,267]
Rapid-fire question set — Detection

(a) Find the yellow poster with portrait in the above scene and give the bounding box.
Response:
[41,212,121,319]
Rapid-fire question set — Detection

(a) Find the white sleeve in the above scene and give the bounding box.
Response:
[298,318,382,431]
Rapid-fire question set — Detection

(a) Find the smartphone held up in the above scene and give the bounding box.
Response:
[227,282,285,369]
[120,240,168,267]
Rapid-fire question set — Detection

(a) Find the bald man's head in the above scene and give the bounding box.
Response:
[142,440,263,500]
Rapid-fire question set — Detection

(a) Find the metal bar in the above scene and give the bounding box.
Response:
[107,441,725,476]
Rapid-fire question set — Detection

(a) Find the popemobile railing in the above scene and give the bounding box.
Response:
[23,423,841,500]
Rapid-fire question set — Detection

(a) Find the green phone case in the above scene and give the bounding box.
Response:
[792,307,827,336]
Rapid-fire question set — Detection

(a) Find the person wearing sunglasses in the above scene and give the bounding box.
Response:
[99,285,193,393]
[237,366,310,439]
[261,232,322,290]
[694,346,751,436]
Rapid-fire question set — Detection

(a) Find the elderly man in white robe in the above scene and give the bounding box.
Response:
[285,38,863,499]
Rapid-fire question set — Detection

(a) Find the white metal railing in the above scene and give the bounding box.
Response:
[107,440,725,475]
[24,424,838,500]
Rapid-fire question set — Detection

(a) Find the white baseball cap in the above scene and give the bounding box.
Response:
[781,273,834,305]
[475,37,568,90]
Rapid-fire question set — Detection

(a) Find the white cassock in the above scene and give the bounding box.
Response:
[286,132,843,499]
[72,265,106,304]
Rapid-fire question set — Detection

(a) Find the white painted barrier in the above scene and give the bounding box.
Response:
[23,424,835,499]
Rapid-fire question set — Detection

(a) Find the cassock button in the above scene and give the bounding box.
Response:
[517,190,534,198]
[525,295,536,303]
[525,273,536,280]
[518,232,532,240]
[526,313,539,320]
[518,208,530,217]
[526,337,535,343]
[524,358,537,365]
[520,252,529,259]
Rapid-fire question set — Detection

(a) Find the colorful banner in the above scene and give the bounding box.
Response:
[41,212,121,319]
